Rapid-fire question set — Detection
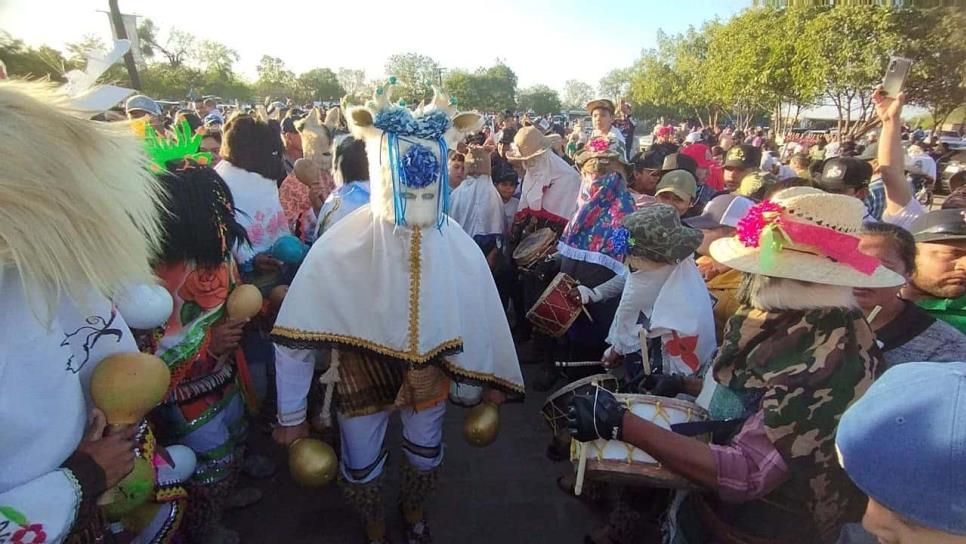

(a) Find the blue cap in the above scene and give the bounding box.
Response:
[836,362,966,535]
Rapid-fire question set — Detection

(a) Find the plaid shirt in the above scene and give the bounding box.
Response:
[864,177,886,221]
[711,410,790,502]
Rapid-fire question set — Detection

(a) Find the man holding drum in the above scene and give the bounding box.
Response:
[569,187,904,543]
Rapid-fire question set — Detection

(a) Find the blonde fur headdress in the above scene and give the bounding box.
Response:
[0,80,164,320]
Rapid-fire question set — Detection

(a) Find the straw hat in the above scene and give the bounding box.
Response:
[709,187,904,288]
[505,126,561,162]
[586,98,615,115]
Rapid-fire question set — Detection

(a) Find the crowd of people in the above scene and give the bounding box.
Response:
[1,54,965,544]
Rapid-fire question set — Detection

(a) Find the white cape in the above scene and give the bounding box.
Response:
[449,175,505,238]
[517,152,581,223]
[272,206,524,395]
[606,257,717,375]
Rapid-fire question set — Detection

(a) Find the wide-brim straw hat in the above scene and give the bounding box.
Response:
[506,125,562,162]
[586,98,615,115]
[710,187,904,288]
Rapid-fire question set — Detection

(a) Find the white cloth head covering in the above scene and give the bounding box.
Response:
[517,152,581,224]
[449,175,506,238]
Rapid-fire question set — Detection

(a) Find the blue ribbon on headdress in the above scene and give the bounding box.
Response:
[384,132,450,230]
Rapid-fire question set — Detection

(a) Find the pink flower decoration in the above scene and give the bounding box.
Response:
[588,138,610,153]
[736,201,784,248]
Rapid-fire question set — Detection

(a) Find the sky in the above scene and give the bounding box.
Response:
[0,0,748,93]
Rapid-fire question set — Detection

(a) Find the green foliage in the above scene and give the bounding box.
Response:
[598,68,631,102]
[294,68,345,103]
[517,85,562,116]
[384,52,441,104]
[442,62,517,111]
[0,32,69,81]
[255,55,296,102]
[899,7,966,130]
[562,80,594,110]
[337,68,368,100]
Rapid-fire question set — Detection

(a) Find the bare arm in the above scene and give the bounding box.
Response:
[619,411,718,489]
[875,88,912,214]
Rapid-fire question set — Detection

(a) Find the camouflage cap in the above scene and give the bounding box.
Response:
[621,204,703,264]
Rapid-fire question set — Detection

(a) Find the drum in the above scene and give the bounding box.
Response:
[526,272,583,337]
[573,394,709,489]
[542,374,619,436]
[512,227,556,269]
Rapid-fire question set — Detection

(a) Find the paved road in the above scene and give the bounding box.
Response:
[227,365,607,543]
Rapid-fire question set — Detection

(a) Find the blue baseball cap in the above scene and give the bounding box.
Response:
[836,361,966,535]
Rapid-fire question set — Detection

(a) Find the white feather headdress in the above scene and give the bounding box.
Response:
[0,80,165,321]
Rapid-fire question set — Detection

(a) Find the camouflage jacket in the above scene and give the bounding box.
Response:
[713,306,881,539]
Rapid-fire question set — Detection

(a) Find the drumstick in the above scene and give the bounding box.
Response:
[639,329,652,376]
[867,305,882,324]
[580,304,593,322]
[574,441,587,496]
[555,360,604,368]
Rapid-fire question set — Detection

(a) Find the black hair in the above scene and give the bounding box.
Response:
[762,176,813,200]
[221,115,287,183]
[861,222,917,275]
[157,165,250,268]
[174,110,203,133]
[336,136,369,183]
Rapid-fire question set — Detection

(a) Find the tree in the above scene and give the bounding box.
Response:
[802,6,905,137]
[517,85,562,116]
[255,55,296,100]
[442,62,517,111]
[0,32,68,81]
[64,34,106,65]
[900,7,966,134]
[294,68,345,103]
[384,52,440,104]
[599,68,631,103]
[193,40,239,77]
[138,23,195,68]
[337,68,368,99]
[562,80,594,110]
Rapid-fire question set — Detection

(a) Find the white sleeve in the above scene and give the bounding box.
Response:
[274,345,318,426]
[606,276,645,356]
[593,273,626,302]
[882,198,926,230]
[0,469,83,543]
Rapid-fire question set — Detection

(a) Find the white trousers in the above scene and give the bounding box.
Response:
[338,402,446,484]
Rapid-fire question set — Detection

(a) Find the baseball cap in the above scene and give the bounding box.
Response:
[655,170,697,202]
[684,194,755,230]
[735,171,778,200]
[125,94,162,116]
[905,153,937,180]
[856,141,878,161]
[908,209,966,243]
[633,149,670,171]
[684,131,703,144]
[723,144,761,170]
[815,157,873,191]
[836,362,966,536]
[660,153,698,177]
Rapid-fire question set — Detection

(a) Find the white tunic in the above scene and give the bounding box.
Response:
[0,268,138,542]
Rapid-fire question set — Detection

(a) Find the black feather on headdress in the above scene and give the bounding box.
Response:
[157,164,250,268]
